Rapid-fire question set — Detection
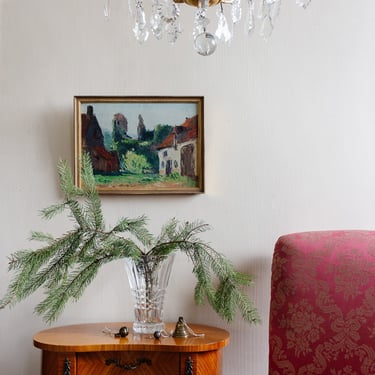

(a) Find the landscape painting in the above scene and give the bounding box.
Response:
[74,96,204,194]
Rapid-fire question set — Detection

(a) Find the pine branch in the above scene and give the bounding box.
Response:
[35,240,142,323]
[80,154,104,231]
[184,242,260,324]
[57,159,83,199]
[0,155,259,325]
[34,259,103,322]
[29,231,54,244]
[40,203,68,221]
[0,231,82,308]
[111,215,153,250]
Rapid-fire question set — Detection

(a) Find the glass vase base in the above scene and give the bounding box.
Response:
[132,321,165,334]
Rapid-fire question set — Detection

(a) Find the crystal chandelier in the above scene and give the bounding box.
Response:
[104,0,312,56]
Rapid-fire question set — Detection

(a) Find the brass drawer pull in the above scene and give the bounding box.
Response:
[105,357,152,371]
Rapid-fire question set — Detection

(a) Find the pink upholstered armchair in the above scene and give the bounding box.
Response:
[269,231,375,374]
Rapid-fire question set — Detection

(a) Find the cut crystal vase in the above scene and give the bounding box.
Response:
[124,254,175,334]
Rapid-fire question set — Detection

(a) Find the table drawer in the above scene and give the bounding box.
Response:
[77,351,179,375]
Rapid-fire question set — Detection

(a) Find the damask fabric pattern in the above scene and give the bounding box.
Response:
[269,231,375,375]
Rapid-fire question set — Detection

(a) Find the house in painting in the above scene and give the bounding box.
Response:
[81,105,120,174]
[156,115,198,179]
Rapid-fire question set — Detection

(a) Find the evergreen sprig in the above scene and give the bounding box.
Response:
[0,154,260,325]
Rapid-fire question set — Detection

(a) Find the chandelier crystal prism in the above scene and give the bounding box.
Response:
[104,0,312,56]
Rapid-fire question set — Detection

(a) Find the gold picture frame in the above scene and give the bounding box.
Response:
[74,96,204,194]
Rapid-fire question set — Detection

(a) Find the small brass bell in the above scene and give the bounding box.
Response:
[172,317,189,338]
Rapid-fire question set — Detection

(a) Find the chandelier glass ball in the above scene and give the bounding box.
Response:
[194,32,217,56]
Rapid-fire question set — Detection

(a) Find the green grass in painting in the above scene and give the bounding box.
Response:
[94,173,197,187]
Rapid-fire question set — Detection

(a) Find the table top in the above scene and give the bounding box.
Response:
[33,322,230,353]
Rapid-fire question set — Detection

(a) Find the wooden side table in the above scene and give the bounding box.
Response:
[33,322,230,375]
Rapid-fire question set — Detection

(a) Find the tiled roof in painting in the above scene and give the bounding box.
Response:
[156,115,198,149]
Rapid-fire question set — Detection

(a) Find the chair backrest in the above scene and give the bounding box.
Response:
[269,230,375,374]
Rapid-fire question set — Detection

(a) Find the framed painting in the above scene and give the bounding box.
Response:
[74,96,204,194]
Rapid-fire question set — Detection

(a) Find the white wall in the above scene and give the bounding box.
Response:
[1,0,375,373]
